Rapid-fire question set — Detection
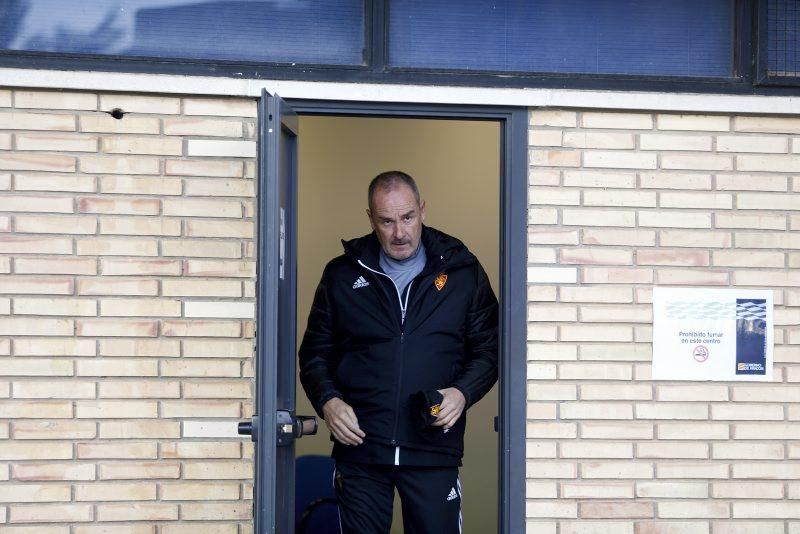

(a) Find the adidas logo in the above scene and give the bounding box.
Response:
[352,276,370,289]
[446,487,458,502]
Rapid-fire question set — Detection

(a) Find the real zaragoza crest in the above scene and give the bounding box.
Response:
[434,273,447,291]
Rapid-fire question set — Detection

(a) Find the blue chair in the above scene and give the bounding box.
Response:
[295,455,340,534]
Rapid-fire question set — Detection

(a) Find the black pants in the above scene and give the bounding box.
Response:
[334,462,462,534]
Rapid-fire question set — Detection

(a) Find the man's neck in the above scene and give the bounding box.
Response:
[381,243,423,267]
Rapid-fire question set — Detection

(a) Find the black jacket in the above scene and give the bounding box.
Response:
[299,226,498,460]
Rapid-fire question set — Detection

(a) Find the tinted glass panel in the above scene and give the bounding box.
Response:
[389,0,733,77]
[0,0,364,65]
[767,0,800,77]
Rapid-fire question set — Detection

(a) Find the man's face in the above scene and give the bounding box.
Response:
[367,184,425,261]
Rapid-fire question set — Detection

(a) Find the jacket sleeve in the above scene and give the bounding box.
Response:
[298,265,342,418]
[451,263,499,408]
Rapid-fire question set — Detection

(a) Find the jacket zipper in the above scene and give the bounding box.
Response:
[357,260,412,322]
[358,260,412,466]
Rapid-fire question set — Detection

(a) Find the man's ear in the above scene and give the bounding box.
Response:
[420,200,426,222]
[366,208,376,230]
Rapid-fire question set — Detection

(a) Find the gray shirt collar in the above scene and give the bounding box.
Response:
[379,242,426,293]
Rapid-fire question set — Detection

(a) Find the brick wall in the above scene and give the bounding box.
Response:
[3,89,798,533]
[0,89,257,533]
[527,110,800,533]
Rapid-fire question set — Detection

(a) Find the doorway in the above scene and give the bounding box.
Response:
[295,115,500,533]
[247,93,527,534]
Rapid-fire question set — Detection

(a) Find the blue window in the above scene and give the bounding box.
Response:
[0,0,365,66]
[388,0,734,77]
[766,0,800,78]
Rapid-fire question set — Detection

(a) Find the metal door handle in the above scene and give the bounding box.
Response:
[277,411,318,446]
[297,415,318,436]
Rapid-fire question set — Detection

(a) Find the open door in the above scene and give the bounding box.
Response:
[242,98,527,534]
[238,90,317,534]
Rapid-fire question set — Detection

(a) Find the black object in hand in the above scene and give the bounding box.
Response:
[410,389,444,430]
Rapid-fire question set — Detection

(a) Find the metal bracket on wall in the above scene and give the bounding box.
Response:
[237,415,259,442]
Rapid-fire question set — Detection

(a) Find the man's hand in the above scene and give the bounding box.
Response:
[431,387,466,431]
[322,397,365,446]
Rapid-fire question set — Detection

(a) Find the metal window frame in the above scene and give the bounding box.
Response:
[756,0,800,86]
[0,0,373,72]
[381,0,751,83]
[277,99,529,534]
[1,0,797,95]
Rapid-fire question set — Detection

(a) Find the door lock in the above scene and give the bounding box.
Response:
[276,410,318,446]
[238,412,317,446]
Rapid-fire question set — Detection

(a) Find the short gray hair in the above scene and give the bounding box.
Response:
[368,171,421,210]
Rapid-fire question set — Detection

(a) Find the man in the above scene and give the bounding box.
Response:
[299,171,498,533]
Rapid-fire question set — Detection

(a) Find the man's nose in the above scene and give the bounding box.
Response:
[393,223,406,239]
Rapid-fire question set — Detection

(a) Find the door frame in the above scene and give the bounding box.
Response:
[256,98,528,533]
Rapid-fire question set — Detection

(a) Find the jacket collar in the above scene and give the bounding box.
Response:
[342,225,476,273]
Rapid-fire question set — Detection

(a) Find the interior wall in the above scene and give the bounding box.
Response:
[296,115,501,533]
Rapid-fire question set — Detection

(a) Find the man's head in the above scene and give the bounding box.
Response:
[367,171,426,261]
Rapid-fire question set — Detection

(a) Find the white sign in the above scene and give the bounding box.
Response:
[652,287,773,381]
